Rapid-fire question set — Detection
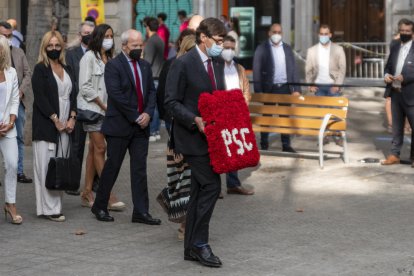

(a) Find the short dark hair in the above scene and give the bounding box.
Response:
[319,24,331,32]
[196,17,227,44]
[231,17,240,36]
[0,21,12,30]
[223,35,236,43]
[157,12,167,21]
[177,10,187,18]
[84,16,96,25]
[147,17,159,32]
[399,18,414,31]
[89,23,114,59]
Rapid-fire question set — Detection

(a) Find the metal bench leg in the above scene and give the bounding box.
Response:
[319,133,324,169]
[342,131,349,163]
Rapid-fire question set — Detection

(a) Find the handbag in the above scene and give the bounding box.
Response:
[45,134,81,191]
[77,109,103,123]
[156,121,191,223]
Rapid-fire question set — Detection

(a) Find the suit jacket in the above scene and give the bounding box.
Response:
[305,42,346,85]
[31,63,77,143]
[65,46,84,92]
[1,67,20,138]
[102,52,156,137]
[253,40,300,93]
[164,46,225,156]
[10,47,31,107]
[384,41,414,106]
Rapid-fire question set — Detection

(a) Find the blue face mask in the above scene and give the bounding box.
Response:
[319,35,330,45]
[206,43,223,57]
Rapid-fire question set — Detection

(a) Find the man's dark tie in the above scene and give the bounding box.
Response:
[207,59,217,90]
[132,60,144,113]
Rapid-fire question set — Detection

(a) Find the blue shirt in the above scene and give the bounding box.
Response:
[269,39,287,84]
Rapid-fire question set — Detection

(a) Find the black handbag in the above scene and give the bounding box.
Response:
[45,135,81,191]
[77,109,103,123]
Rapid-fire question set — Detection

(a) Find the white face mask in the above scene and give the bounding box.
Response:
[102,38,113,51]
[270,34,282,45]
[221,48,235,62]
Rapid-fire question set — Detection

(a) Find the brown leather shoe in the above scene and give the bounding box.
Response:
[380,155,400,165]
[227,186,255,195]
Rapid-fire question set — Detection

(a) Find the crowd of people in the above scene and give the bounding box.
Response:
[0,10,413,268]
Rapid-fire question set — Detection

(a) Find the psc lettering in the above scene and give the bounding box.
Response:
[221,128,253,157]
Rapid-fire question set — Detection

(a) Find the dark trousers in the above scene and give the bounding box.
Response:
[226,171,240,188]
[71,120,87,183]
[184,155,221,249]
[260,84,291,149]
[94,126,149,214]
[390,91,414,159]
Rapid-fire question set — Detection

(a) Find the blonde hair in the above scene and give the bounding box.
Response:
[177,34,195,58]
[0,35,11,71]
[37,31,66,66]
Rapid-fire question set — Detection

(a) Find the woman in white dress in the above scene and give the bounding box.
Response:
[31,31,77,222]
[0,36,21,224]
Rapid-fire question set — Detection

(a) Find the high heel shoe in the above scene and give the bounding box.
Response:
[4,205,23,225]
[80,192,94,208]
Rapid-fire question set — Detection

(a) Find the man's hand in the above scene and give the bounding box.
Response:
[194,116,205,133]
[291,91,301,97]
[384,74,394,84]
[66,118,76,133]
[137,113,150,129]
[54,120,66,132]
[330,86,340,93]
[309,86,318,93]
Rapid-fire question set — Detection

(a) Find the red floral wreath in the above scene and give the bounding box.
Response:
[198,89,260,174]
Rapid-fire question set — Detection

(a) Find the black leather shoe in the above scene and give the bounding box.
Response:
[260,144,269,150]
[282,146,297,153]
[91,206,114,222]
[190,245,222,267]
[65,190,81,196]
[131,213,161,225]
[184,248,197,261]
[92,175,100,193]
[17,173,32,183]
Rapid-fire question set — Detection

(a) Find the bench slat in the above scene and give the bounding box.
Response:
[249,105,347,118]
[252,126,339,136]
[251,94,349,107]
[250,116,346,130]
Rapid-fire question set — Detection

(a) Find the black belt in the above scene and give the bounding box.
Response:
[272,83,288,88]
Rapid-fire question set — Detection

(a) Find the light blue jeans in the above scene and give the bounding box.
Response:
[15,102,25,175]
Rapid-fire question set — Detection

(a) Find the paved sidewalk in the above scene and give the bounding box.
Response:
[1,87,414,275]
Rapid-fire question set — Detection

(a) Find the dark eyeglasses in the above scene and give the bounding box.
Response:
[209,36,223,45]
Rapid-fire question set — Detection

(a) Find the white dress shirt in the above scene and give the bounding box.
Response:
[224,61,240,90]
[270,40,287,84]
[196,45,217,85]
[315,43,334,84]
[122,51,144,96]
[395,40,412,76]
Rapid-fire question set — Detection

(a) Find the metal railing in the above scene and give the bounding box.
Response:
[339,42,388,80]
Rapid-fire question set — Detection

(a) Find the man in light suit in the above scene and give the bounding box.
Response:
[381,19,414,166]
[0,21,32,184]
[165,17,227,268]
[91,29,160,226]
[65,21,94,195]
[305,24,346,146]
[253,23,301,152]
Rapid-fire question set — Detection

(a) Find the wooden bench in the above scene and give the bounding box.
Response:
[249,93,349,168]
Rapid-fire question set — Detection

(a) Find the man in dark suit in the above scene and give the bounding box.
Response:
[381,19,414,166]
[91,29,160,225]
[165,18,227,268]
[65,21,94,195]
[253,23,301,152]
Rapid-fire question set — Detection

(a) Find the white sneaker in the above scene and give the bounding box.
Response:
[155,134,161,140]
[149,135,156,142]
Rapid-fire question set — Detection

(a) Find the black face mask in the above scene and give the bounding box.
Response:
[400,33,412,43]
[129,49,142,61]
[81,34,92,46]
[46,49,61,60]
